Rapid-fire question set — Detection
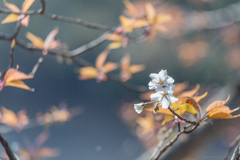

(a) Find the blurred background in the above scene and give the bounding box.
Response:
[1,0,240,159]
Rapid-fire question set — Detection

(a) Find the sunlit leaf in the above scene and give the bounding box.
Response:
[161,114,174,125]
[26,32,44,48]
[106,33,123,41]
[206,95,230,113]
[78,67,98,80]
[129,64,145,74]
[121,53,131,72]
[37,147,60,158]
[22,0,35,13]
[1,14,18,24]
[95,50,110,69]
[4,2,20,12]
[120,15,148,32]
[123,0,137,17]
[155,14,172,24]
[0,106,18,127]
[104,62,118,73]
[2,65,34,91]
[178,84,200,98]
[107,42,122,50]
[145,3,156,24]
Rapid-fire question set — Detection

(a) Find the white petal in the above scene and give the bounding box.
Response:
[134,103,144,114]
[155,87,165,93]
[168,94,178,103]
[158,70,167,81]
[149,73,159,81]
[165,85,175,94]
[161,97,169,109]
[150,92,162,101]
[166,76,174,84]
[148,81,156,90]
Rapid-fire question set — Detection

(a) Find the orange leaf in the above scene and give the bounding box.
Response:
[129,64,145,74]
[121,53,131,72]
[173,82,189,97]
[206,95,230,113]
[193,92,208,103]
[0,106,18,127]
[4,65,34,83]
[106,33,123,42]
[2,14,18,24]
[22,0,35,13]
[155,14,172,24]
[179,97,201,112]
[178,84,200,98]
[78,67,98,80]
[26,32,44,48]
[107,42,122,50]
[4,2,20,12]
[37,148,59,158]
[104,62,118,73]
[123,0,137,17]
[95,50,110,69]
[3,65,34,91]
[120,15,148,32]
[145,3,156,24]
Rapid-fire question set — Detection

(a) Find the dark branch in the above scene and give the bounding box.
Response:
[38,0,46,14]
[0,133,16,160]
[168,106,197,125]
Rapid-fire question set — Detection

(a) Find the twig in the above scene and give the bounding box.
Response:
[151,124,196,160]
[150,128,173,160]
[29,57,43,75]
[225,135,240,160]
[38,0,46,14]
[168,106,197,125]
[0,133,16,160]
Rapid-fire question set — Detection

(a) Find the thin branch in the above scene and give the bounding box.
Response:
[168,106,197,125]
[29,57,43,76]
[9,21,21,40]
[38,0,46,13]
[151,124,196,160]
[0,133,16,160]
[150,128,173,160]
[225,135,240,160]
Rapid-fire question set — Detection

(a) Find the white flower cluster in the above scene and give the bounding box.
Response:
[134,70,178,114]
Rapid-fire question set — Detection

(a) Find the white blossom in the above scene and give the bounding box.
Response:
[134,103,144,114]
[150,85,178,109]
[148,70,174,90]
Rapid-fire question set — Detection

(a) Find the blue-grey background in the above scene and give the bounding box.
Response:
[0,0,240,159]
